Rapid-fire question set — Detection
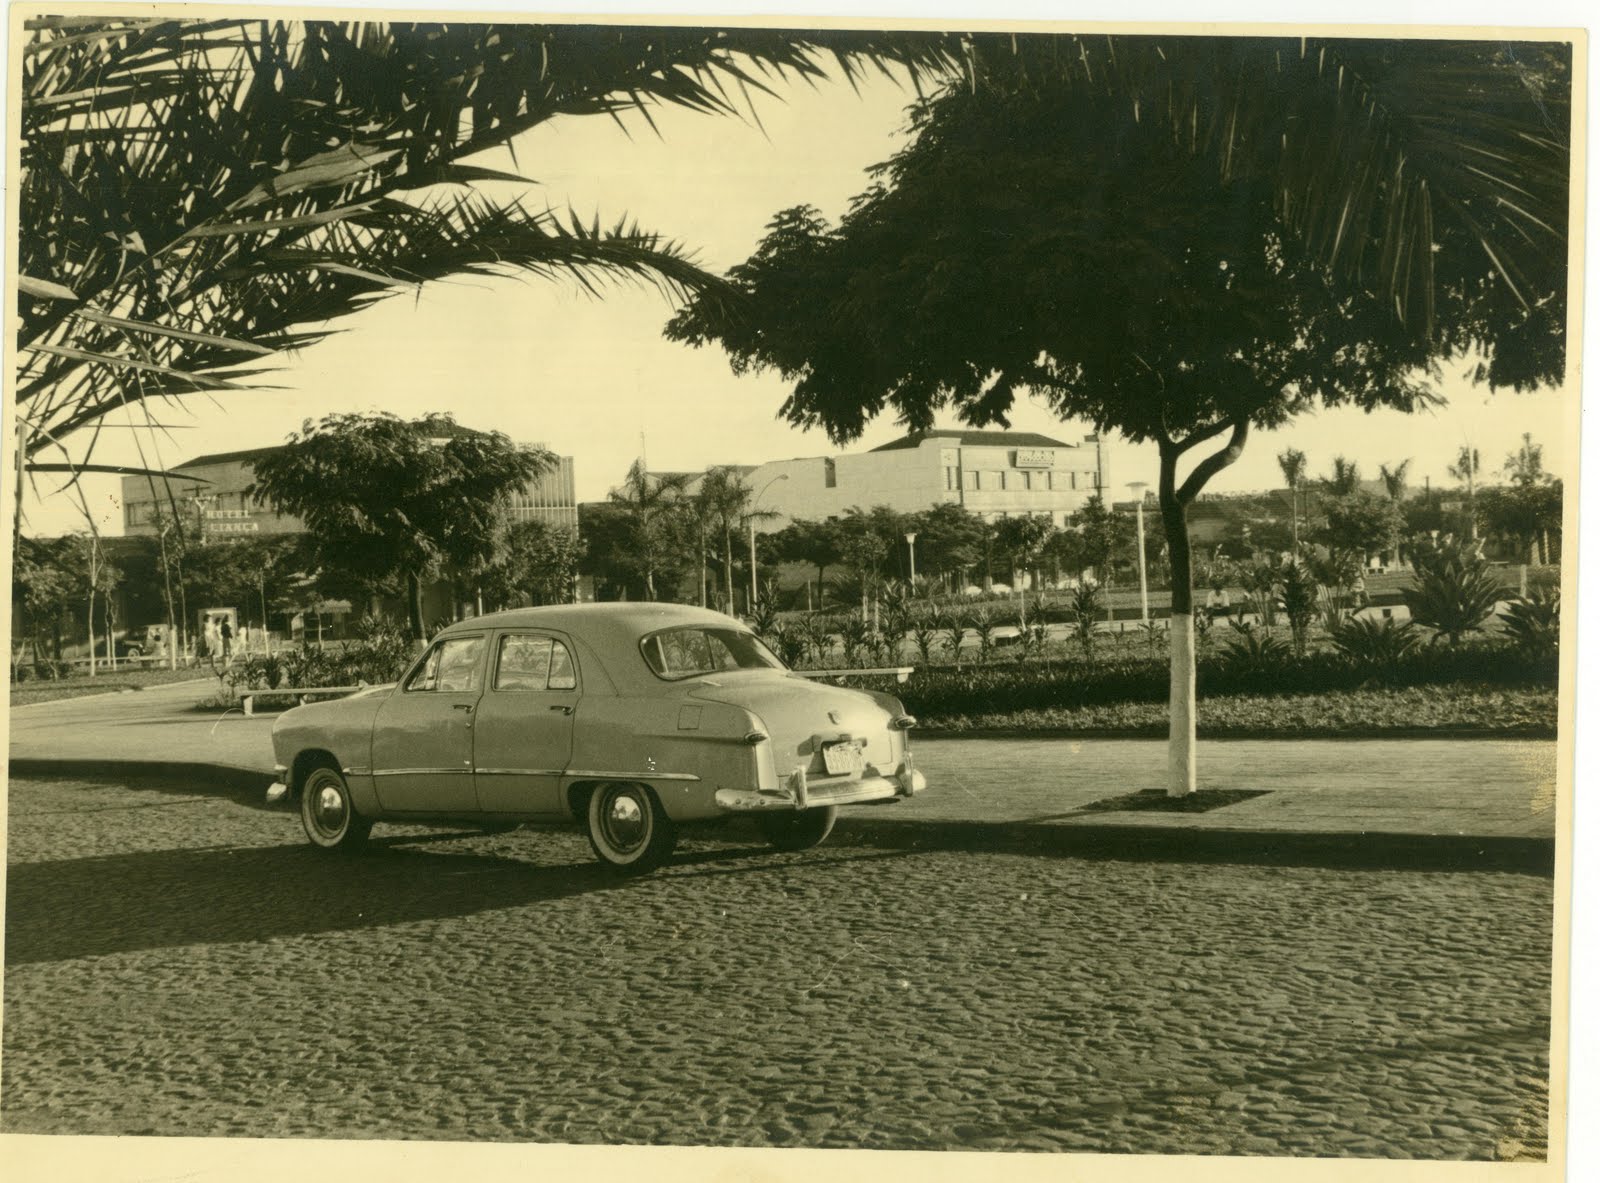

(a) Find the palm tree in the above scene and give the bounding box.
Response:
[15,19,958,533]
[609,460,693,601]
[1325,457,1363,497]
[1376,459,1413,566]
[1449,446,1483,540]
[1378,459,1412,502]
[1276,447,1307,551]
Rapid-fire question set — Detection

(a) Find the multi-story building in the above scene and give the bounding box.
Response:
[121,438,577,539]
[735,429,1110,530]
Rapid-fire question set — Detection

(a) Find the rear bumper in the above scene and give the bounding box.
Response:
[714,759,926,812]
[266,765,289,804]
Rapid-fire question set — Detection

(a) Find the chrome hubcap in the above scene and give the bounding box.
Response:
[602,790,647,853]
[311,782,347,836]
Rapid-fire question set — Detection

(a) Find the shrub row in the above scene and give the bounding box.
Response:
[853,641,1557,718]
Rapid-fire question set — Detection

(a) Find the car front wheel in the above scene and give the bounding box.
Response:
[757,805,838,852]
[300,764,372,853]
[586,782,675,874]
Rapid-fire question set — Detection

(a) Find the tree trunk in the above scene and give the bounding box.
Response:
[87,589,97,677]
[723,530,735,613]
[1159,420,1250,798]
[1158,485,1195,797]
[406,570,425,639]
[699,530,709,607]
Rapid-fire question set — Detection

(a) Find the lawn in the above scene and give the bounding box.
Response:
[9,666,219,707]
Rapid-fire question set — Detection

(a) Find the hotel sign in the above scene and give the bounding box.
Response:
[1013,448,1055,468]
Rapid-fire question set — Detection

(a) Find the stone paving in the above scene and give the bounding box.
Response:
[2,773,1553,1157]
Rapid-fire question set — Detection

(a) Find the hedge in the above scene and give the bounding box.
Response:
[849,642,1556,718]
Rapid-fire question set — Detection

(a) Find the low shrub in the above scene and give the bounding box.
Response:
[1328,615,1423,683]
[856,636,1555,719]
[1499,588,1560,658]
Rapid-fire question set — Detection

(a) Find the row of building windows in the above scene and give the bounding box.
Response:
[943,467,1100,493]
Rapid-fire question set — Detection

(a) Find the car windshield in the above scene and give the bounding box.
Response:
[640,626,786,680]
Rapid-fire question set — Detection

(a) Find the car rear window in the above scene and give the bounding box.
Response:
[640,627,784,680]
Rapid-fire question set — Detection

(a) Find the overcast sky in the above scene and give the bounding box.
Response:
[20,26,1575,537]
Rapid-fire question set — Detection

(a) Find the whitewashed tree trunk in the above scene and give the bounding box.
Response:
[1168,611,1197,796]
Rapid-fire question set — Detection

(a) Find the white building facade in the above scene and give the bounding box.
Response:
[739,429,1110,530]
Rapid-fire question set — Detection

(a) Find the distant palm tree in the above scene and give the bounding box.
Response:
[1277,447,1307,551]
[609,461,693,601]
[1378,459,1412,501]
[1377,459,1413,565]
[1449,446,1483,540]
[1325,457,1363,497]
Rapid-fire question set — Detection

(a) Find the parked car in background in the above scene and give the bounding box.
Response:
[96,625,166,659]
[268,604,926,873]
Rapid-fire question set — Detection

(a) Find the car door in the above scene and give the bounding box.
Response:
[371,633,487,814]
[472,630,580,817]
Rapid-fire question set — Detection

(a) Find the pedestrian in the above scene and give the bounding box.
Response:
[196,615,211,661]
[219,617,234,665]
[238,622,250,653]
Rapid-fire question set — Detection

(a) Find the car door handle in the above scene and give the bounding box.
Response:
[549,705,574,715]
[453,703,474,713]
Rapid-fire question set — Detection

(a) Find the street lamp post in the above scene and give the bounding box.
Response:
[905,531,918,585]
[748,473,789,612]
[1126,481,1150,625]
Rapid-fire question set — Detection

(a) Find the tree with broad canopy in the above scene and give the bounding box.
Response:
[667,34,1569,795]
[248,413,551,638]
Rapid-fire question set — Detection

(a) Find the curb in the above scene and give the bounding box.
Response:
[828,816,1554,876]
[916,727,1558,742]
[10,757,1553,875]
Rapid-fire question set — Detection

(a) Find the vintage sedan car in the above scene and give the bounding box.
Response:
[267,603,926,873]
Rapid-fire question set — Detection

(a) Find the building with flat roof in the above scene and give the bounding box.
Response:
[733,428,1110,530]
[120,437,577,539]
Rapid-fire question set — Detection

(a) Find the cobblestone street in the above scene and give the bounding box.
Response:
[3,774,1552,1158]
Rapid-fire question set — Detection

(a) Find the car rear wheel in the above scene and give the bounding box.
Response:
[586,782,675,874]
[757,805,838,852]
[300,764,372,853]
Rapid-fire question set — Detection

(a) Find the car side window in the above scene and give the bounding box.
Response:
[494,634,578,692]
[405,636,485,693]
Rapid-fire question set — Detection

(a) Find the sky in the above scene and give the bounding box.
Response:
[17,41,1576,538]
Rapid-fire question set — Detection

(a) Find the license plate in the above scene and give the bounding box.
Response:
[822,741,862,777]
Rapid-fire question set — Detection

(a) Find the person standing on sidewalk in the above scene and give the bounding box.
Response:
[219,617,234,666]
[196,615,211,662]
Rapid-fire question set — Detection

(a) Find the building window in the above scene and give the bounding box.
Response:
[988,471,1004,490]
[964,470,979,491]
[824,458,837,488]
[944,466,960,491]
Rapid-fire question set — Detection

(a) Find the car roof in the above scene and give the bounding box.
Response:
[436,602,748,646]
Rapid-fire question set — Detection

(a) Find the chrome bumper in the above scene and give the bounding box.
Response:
[713,760,926,812]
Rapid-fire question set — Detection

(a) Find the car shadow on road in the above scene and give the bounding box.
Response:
[3,841,630,966]
[828,818,1554,876]
[2,833,917,967]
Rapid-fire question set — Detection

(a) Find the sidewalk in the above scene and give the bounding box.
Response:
[7,680,1559,870]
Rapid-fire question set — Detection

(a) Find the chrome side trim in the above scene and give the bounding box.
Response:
[371,767,473,777]
[562,769,701,783]
[476,767,566,777]
[342,766,372,777]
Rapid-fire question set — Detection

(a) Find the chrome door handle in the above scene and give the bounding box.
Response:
[549,705,574,715]
[453,703,474,713]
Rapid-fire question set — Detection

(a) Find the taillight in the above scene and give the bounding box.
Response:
[890,714,917,731]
